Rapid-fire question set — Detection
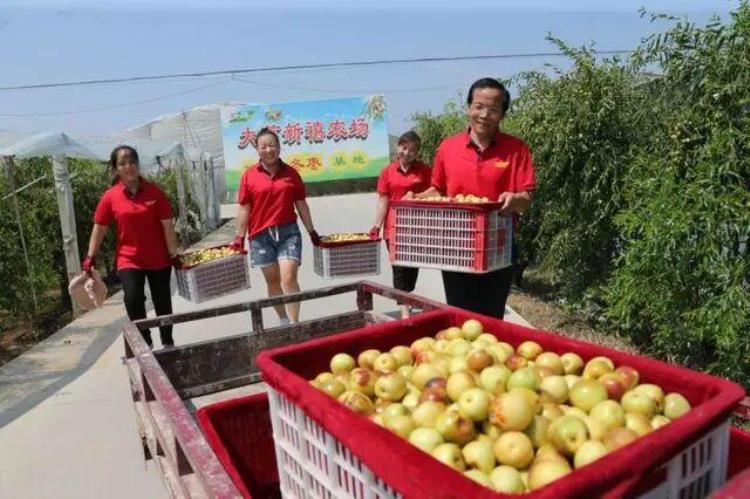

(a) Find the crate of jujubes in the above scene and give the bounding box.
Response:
[174,245,251,303]
[256,309,744,498]
[386,197,512,273]
[313,232,381,279]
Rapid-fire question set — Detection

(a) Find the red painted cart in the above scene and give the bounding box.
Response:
[124,281,446,497]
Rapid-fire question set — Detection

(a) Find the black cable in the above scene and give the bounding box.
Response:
[0,79,229,117]
[0,50,632,92]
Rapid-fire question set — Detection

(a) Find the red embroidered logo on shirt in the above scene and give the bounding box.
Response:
[495,160,510,169]
[145,200,156,206]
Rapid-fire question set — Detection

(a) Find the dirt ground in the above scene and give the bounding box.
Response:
[507,286,638,354]
[0,279,124,367]
[0,310,72,365]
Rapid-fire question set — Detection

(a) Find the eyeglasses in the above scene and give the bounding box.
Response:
[469,103,503,116]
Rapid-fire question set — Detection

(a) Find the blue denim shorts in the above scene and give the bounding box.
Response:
[249,222,302,268]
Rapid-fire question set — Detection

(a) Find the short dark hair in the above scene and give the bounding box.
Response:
[467,78,511,115]
[256,127,280,147]
[397,130,421,147]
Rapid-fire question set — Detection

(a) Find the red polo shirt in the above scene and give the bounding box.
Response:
[377,159,432,201]
[432,130,536,199]
[94,178,173,271]
[238,161,306,238]
[377,159,431,240]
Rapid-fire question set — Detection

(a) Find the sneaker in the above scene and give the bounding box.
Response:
[279,317,290,326]
[162,342,175,350]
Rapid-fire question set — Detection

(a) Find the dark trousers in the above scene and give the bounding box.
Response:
[441,265,515,319]
[392,265,419,293]
[119,267,174,346]
[385,240,420,300]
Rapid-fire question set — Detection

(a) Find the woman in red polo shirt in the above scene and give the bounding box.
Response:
[415,77,536,319]
[82,145,180,349]
[230,127,319,325]
[370,131,431,318]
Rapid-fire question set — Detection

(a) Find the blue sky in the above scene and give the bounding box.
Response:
[4,1,735,10]
[0,1,735,136]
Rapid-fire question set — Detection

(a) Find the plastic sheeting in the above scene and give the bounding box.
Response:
[0,130,184,170]
[121,102,243,201]
[1,101,238,213]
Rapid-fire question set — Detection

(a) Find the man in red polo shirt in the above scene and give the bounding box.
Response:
[370,130,432,317]
[414,77,536,318]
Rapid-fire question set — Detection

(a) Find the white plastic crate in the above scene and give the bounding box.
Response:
[638,420,731,499]
[388,202,513,273]
[313,241,381,279]
[175,252,250,303]
[267,385,731,498]
[267,388,400,499]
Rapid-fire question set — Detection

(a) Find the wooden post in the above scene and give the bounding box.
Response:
[198,159,209,233]
[189,159,206,235]
[52,155,83,317]
[2,155,39,312]
[172,155,190,249]
[202,155,216,231]
[206,155,220,225]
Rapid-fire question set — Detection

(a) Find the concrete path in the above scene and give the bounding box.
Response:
[0,192,529,498]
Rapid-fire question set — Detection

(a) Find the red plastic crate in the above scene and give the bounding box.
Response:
[727,426,750,478]
[194,398,750,499]
[257,309,745,498]
[715,426,750,497]
[196,393,280,499]
[386,200,512,273]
